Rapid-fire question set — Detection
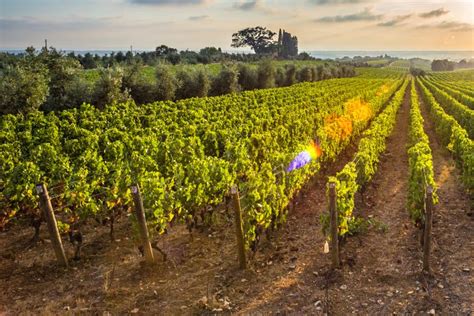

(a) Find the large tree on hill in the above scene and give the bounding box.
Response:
[231,26,277,54]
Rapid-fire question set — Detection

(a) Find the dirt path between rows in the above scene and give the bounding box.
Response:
[327,82,429,314]
[327,84,473,315]
[417,90,473,314]
[232,126,364,314]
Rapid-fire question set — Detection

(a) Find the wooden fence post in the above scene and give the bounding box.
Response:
[329,182,340,268]
[35,183,68,267]
[423,186,433,273]
[131,184,155,265]
[231,185,247,270]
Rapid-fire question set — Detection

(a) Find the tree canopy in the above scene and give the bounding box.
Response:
[277,29,298,58]
[231,26,277,55]
[231,26,299,58]
[431,59,454,71]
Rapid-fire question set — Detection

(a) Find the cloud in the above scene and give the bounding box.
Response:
[437,21,473,32]
[130,0,208,5]
[233,0,259,11]
[0,16,122,31]
[309,0,374,5]
[419,8,449,18]
[232,0,277,14]
[0,16,173,34]
[188,15,209,21]
[377,14,411,27]
[314,8,383,23]
[416,20,473,32]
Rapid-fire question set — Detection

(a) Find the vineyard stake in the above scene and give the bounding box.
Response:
[329,182,340,268]
[423,186,433,273]
[131,184,155,265]
[36,183,69,267]
[231,185,247,269]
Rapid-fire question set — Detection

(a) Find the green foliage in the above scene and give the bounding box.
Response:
[277,29,298,58]
[317,65,332,80]
[298,66,313,82]
[417,78,474,196]
[237,64,258,90]
[407,79,437,224]
[231,26,277,54]
[356,67,407,79]
[431,59,455,71]
[63,75,94,108]
[155,65,178,101]
[323,165,358,236]
[429,69,474,82]
[257,59,276,89]
[122,63,156,104]
[1,74,405,247]
[323,78,409,237]
[194,69,211,98]
[176,68,210,99]
[284,64,297,86]
[409,67,426,77]
[274,67,286,87]
[92,67,131,109]
[1,46,357,113]
[199,47,223,64]
[211,65,240,95]
[0,64,49,114]
[421,77,474,138]
[425,77,474,110]
[41,53,83,111]
[176,69,197,99]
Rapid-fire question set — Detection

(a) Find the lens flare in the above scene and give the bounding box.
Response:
[287,140,322,172]
[346,98,372,123]
[376,84,389,96]
[324,114,353,141]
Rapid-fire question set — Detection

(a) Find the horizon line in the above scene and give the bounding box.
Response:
[1,48,473,53]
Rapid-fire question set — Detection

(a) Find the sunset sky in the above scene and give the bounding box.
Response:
[1,0,473,51]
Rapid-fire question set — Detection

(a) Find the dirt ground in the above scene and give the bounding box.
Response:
[0,86,472,315]
[326,81,473,315]
[417,91,473,314]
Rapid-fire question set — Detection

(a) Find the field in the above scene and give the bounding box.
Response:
[0,67,473,314]
[385,59,433,72]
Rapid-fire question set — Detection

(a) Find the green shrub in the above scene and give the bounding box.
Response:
[0,64,49,114]
[92,67,130,109]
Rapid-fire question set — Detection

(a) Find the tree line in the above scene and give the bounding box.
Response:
[1,44,311,71]
[0,26,306,72]
[1,28,306,72]
[0,47,356,115]
[431,59,474,71]
[0,46,265,70]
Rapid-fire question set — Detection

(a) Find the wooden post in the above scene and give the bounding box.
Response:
[131,184,155,265]
[35,183,68,267]
[231,185,247,269]
[423,186,433,273]
[329,182,340,268]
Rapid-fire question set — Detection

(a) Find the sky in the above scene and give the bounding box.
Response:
[0,0,473,51]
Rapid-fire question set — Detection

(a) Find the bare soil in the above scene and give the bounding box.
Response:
[417,93,473,314]
[0,87,472,315]
[327,80,424,315]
